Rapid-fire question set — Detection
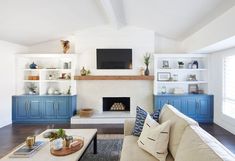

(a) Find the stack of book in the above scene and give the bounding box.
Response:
[10,141,45,158]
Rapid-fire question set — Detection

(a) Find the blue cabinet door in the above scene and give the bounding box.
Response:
[56,97,69,119]
[197,96,213,123]
[183,97,197,120]
[15,97,28,119]
[28,99,42,119]
[157,97,169,110]
[169,99,183,112]
[44,99,57,119]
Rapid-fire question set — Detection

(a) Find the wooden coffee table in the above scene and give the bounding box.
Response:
[1,129,97,161]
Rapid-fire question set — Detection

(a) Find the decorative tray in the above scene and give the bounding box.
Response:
[50,139,84,156]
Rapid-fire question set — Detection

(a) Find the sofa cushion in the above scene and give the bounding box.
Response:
[138,114,171,161]
[159,104,198,158]
[120,135,174,161]
[132,106,161,136]
[175,125,235,161]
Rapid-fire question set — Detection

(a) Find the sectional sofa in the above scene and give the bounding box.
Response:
[120,104,235,161]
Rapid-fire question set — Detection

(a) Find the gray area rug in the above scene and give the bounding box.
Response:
[81,139,123,161]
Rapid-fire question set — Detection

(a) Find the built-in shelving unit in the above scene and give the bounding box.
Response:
[15,53,77,95]
[74,75,154,80]
[154,54,208,95]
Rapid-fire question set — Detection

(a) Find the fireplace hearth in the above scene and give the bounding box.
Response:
[103,97,130,112]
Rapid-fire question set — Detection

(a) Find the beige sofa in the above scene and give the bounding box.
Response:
[120,104,235,161]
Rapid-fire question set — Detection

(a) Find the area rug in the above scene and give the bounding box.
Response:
[80,138,123,161]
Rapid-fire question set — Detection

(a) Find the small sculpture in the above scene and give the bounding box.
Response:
[61,40,70,54]
[80,67,91,76]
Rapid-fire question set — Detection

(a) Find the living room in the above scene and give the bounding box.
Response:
[0,0,235,161]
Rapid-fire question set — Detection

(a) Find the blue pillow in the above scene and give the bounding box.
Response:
[132,106,161,136]
[132,106,147,136]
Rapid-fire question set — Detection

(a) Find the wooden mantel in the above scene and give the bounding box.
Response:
[74,75,154,80]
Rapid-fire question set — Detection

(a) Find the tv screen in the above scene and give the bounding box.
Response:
[97,49,132,69]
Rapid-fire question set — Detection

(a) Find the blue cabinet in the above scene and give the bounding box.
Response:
[12,95,77,123]
[154,94,213,123]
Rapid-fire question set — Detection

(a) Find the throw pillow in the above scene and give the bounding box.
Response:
[132,106,147,136]
[151,109,161,122]
[137,114,171,161]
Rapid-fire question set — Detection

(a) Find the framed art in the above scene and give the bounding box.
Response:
[188,84,198,94]
[157,72,171,81]
[162,60,169,68]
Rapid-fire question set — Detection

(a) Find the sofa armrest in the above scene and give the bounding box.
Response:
[124,118,135,136]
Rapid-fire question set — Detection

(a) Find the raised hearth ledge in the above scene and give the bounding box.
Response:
[74,75,154,80]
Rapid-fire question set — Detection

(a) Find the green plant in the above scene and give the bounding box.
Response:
[49,128,67,141]
[144,53,151,66]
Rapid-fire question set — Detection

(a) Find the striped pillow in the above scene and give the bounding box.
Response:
[137,114,171,161]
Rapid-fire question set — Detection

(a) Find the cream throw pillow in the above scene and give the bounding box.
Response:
[137,114,171,161]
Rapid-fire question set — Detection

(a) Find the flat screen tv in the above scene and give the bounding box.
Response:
[96,49,132,69]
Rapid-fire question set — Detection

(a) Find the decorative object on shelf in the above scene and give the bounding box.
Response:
[172,74,178,81]
[157,72,171,81]
[80,67,91,76]
[29,62,38,69]
[162,60,169,68]
[48,75,53,80]
[27,83,38,94]
[192,60,199,69]
[61,40,70,54]
[188,62,192,69]
[64,62,69,69]
[53,90,61,95]
[161,86,167,94]
[144,53,151,76]
[178,61,184,68]
[79,108,94,117]
[173,88,184,94]
[67,86,71,95]
[140,67,145,76]
[187,74,197,81]
[28,75,39,80]
[48,87,55,95]
[188,84,199,94]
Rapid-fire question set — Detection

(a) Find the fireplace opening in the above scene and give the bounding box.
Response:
[103,97,130,112]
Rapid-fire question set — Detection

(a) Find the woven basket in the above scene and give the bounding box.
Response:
[79,108,94,117]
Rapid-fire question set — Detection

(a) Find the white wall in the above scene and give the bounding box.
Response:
[0,40,27,128]
[75,26,155,75]
[209,47,235,134]
[155,34,183,53]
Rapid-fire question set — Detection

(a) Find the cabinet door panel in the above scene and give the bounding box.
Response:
[157,98,169,110]
[56,98,69,119]
[44,100,57,119]
[28,100,41,119]
[184,98,197,119]
[169,99,183,112]
[15,98,28,119]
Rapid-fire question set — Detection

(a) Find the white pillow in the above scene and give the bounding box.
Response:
[137,114,171,161]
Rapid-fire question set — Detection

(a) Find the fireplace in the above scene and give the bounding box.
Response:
[103,97,130,112]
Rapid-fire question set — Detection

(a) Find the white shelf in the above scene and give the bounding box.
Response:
[23,69,72,72]
[157,81,208,84]
[157,68,207,72]
[41,80,73,82]
[22,80,40,83]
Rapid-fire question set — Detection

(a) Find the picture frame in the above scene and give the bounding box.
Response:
[162,60,169,68]
[157,72,171,81]
[188,84,198,94]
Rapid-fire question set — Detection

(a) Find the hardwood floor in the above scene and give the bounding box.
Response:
[0,123,234,158]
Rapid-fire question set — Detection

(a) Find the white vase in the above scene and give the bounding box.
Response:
[51,138,63,150]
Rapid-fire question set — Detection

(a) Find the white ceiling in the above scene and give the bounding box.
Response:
[0,0,234,46]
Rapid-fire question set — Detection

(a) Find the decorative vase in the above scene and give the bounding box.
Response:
[80,67,87,76]
[51,138,63,150]
[29,62,37,69]
[144,65,149,76]
[61,40,70,54]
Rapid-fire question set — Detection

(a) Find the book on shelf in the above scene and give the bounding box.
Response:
[9,141,45,158]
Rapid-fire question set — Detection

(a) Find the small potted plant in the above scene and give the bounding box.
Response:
[178,61,184,69]
[48,129,67,150]
[144,53,151,75]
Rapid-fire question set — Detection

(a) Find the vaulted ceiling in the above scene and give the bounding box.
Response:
[0,0,234,45]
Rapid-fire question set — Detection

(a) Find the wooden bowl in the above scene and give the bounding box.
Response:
[79,108,94,117]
